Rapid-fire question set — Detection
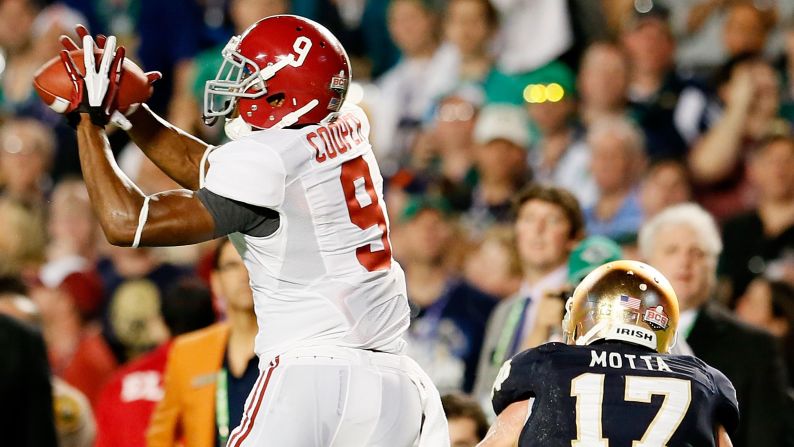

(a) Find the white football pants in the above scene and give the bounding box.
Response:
[225,346,449,447]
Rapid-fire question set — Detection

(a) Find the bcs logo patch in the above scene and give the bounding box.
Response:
[643,306,669,330]
[330,75,348,91]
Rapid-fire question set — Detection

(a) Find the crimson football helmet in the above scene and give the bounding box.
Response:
[203,15,351,131]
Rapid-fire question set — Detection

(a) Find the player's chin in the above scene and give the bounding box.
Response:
[228,102,241,119]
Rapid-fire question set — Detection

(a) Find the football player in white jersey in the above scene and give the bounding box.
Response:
[56,15,448,447]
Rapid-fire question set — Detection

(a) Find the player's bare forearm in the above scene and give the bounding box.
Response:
[77,115,148,244]
[126,103,211,190]
[77,115,217,246]
[477,401,527,447]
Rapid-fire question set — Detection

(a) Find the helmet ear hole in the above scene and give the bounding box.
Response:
[267,93,286,107]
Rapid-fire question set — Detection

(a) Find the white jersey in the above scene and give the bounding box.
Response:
[204,105,410,360]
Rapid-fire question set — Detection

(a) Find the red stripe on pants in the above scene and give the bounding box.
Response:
[227,356,281,447]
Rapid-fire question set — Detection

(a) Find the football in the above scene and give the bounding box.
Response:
[33,49,152,114]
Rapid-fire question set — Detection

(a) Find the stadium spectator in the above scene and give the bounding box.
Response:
[32,272,117,409]
[463,225,522,300]
[640,202,789,447]
[735,277,794,388]
[95,278,216,447]
[779,18,794,121]
[0,118,55,207]
[668,0,785,71]
[0,1,56,114]
[441,393,490,447]
[147,238,257,447]
[0,197,47,276]
[523,62,595,208]
[40,179,101,288]
[399,196,497,393]
[0,313,59,446]
[722,3,776,60]
[0,0,37,57]
[423,91,482,212]
[689,54,788,221]
[584,116,647,243]
[107,277,170,361]
[577,41,630,126]
[371,0,441,169]
[719,135,794,302]
[473,184,583,409]
[97,246,192,362]
[425,0,499,102]
[0,273,38,322]
[0,274,75,447]
[464,104,531,234]
[518,235,623,350]
[639,158,693,218]
[1,272,99,447]
[1,5,87,179]
[622,4,706,160]
[52,376,96,447]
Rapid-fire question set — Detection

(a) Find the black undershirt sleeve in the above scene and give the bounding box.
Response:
[196,188,280,238]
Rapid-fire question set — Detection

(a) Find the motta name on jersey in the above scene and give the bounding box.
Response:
[589,349,673,372]
[306,112,367,163]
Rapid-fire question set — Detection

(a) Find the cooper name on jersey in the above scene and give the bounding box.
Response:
[589,349,673,372]
[306,112,367,163]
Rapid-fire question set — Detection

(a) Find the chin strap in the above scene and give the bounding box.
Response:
[575,321,609,346]
[272,99,319,129]
[225,99,321,139]
[224,116,254,140]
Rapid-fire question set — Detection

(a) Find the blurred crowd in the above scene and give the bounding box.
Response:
[1,0,794,446]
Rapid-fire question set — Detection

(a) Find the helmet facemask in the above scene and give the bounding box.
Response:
[204,36,268,126]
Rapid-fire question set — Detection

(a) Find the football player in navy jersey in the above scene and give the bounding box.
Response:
[479,260,739,447]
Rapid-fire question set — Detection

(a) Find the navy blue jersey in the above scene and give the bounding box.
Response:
[492,342,739,447]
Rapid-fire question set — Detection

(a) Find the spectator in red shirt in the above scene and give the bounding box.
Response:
[95,278,216,447]
[32,270,117,408]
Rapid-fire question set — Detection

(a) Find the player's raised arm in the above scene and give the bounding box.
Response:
[76,113,216,247]
[58,36,217,247]
[61,25,211,191]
